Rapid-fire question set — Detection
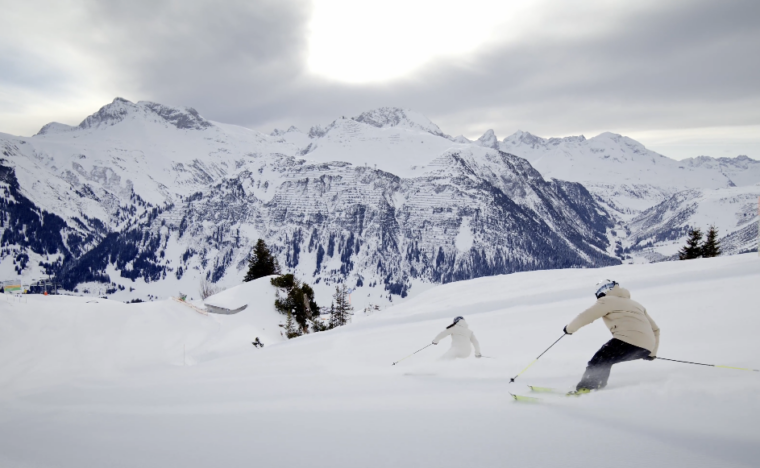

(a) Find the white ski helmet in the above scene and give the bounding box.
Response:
[595,279,618,299]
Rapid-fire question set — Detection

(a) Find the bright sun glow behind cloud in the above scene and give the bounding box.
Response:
[307,0,533,83]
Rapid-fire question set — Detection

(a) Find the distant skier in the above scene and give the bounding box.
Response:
[564,280,660,393]
[432,316,482,360]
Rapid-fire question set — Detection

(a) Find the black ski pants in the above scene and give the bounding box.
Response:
[576,338,650,391]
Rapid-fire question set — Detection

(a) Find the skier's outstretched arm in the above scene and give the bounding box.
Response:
[644,309,660,356]
[432,328,452,344]
[470,333,482,357]
[565,301,608,334]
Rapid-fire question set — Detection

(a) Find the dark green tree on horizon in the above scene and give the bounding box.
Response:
[244,239,280,282]
[678,228,703,260]
[330,284,353,328]
[701,225,722,258]
[271,273,319,336]
[283,309,300,339]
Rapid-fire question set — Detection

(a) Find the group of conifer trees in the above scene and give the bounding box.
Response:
[678,225,722,260]
[243,239,353,339]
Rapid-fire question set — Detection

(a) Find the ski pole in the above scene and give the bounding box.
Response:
[509,334,566,383]
[392,343,433,366]
[656,357,759,372]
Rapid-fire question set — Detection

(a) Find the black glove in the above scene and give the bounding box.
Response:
[563,326,572,335]
[643,356,656,361]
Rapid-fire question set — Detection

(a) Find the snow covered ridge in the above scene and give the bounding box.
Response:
[352,107,450,139]
[0,98,758,304]
[36,97,214,135]
[492,128,760,261]
[498,130,760,217]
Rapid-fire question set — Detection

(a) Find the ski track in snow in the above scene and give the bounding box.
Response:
[0,254,758,467]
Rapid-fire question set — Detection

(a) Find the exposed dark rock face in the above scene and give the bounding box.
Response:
[0,159,101,277]
[45,149,619,296]
[143,102,213,130]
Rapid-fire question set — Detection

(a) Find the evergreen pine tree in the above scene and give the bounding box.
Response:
[701,225,722,258]
[310,305,331,332]
[271,274,320,335]
[284,309,301,339]
[244,239,280,282]
[678,228,703,260]
[330,284,353,328]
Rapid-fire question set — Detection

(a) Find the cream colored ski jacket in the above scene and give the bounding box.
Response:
[566,285,660,356]
[432,319,482,359]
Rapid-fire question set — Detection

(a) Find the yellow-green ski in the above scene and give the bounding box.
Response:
[527,386,593,397]
[509,392,542,403]
[528,386,565,394]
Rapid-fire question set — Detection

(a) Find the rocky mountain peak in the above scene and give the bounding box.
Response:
[588,132,654,157]
[453,135,471,144]
[352,107,449,138]
[682,154,760,170]
[503,130,546,147]
[77,97,136,129]
[555,135,586,144]
[308,125,327,138]
[76,98,212,131]
[141,102,213,130]
[503,131,586,149]
[476,129,499,149]
[271,126,302,137]
[34,122,75,136]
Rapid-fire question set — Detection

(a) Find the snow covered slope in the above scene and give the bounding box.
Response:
[626,186,760,260]
[0,277,286,394]
[293,117,462,178]
[1,254,758,467]
[497,130,760,259]
[278,107,459,177]
[7,98,291,213]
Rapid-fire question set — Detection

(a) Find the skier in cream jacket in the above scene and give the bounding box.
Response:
[432,316,482,360]
[564,280,660,393]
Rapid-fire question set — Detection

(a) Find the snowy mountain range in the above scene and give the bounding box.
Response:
[495,129,760,260]
[1,98,758,304]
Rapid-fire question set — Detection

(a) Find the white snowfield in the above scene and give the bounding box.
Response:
[0,255,758,467]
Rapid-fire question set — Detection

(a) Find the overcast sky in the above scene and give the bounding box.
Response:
[2,0,759,159]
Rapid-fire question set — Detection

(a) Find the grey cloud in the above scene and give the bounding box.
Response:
[0,52,63,90]
[233,0,759,138]
[7,0,760,146]
[389,0,760,136]
[79,0,312,120]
